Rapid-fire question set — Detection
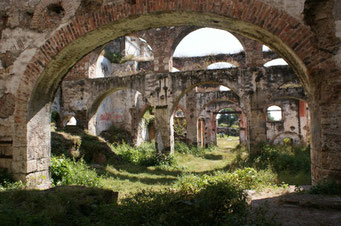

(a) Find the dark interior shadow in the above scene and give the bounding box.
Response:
[204,153,223,160]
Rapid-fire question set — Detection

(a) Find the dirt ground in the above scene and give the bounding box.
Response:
[248,187,341,226]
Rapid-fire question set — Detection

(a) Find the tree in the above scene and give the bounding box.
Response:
[218,108,238,127]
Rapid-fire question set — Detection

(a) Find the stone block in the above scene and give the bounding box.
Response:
[36,157,50,171]
[26,159,37,173]
[11,160,27,174]
[0,158,11,169]
[26,170,51,189]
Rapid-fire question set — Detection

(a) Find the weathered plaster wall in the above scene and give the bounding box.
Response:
[266,99,301,144]
[91,89,147,136]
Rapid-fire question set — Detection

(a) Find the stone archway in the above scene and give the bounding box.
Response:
[13,0,338,187]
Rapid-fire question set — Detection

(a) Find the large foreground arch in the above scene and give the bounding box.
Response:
[13,0,339,187]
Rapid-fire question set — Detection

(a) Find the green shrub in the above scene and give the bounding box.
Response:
[111,182,248,225]
[309,181,341,195]
[142,107,155,126]
[174,141,213,157]
[50,156,101,187]
[230,143,310,178]
[114,142,177,167]
[229,143,311,185]
[177,167,280,193]
[0,169,25,191]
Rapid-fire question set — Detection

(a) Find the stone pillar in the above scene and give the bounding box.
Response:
[248,108,267,149]
[154,106,174,154]
[204,113,217,146]
[75,110,88,129]
[186,118,198,145]
[12,104,51,189]
[197,118,205,147]
[310,99,341,184]
[185,90,198,145]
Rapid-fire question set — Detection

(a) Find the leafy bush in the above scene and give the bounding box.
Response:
[111,182,248,225]
[309,181,341,195]
[113,142,177,167]
[177,168,279,193]
[142,107,155,127]
[174,141,214,157]
[174,117,187,140]
[50,156,101,187]
[231,143,310,174]
[0,169,25,191]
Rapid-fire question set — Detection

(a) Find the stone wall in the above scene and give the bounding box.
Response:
[266,99,309,145]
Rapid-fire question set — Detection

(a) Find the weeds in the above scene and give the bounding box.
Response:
[50,156,101,187]
[113,142,177,167]
[177,167,281,193]
[174,141,215,157]
[230,143,311,185]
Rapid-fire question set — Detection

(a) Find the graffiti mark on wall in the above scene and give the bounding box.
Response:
[100,112,111,121]
[99,112,124,122]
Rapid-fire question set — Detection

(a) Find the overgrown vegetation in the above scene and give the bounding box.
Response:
[142,107,155,127]
[52,126,118,164]
[177,167,280,193]
[229,143,311,185]
[175,141,215,157]
[0,126,316,225]
[50,156,101,187]
[112,142,176,167]
[174,117,187,141]
[0,169,24,191]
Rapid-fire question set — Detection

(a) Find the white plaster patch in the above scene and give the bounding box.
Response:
[0,28,46,53]
[10,48,37,94]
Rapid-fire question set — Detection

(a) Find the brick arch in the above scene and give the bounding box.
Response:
[87,87,148,122]
[198,99,246,120]
[199,100,248,144]
[14,0,329,185]
[172,80,241,115]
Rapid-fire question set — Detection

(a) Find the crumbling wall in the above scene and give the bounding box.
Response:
[92,89,147,136]
[266,99,308,144]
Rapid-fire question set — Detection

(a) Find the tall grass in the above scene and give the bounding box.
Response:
[112,142,177,166]
[230,143,311,185]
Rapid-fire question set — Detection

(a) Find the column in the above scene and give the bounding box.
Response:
[154,106,174,154]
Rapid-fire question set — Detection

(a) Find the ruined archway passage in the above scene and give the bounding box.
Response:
[11,0,339,186]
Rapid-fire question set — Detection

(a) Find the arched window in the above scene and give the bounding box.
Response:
[66,117,77,126]
[267,105,282,121]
